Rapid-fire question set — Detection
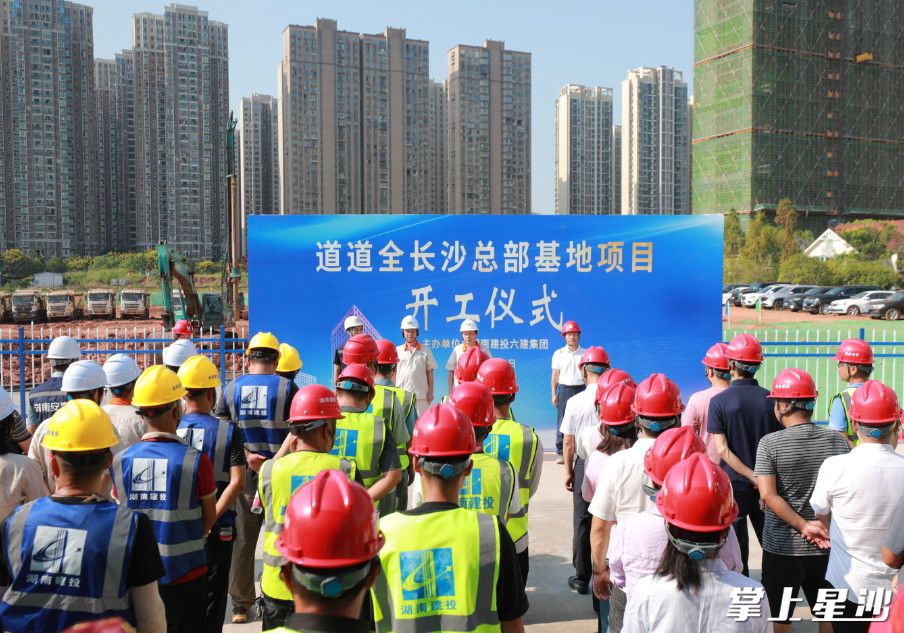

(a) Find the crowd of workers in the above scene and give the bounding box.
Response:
[0,314,900,633]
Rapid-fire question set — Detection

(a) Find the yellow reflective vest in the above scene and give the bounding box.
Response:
[332,407,388,488]
[373,384,414,470]
[458,452,516,529]
[832,386,860,446]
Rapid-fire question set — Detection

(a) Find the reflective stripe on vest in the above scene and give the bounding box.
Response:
[112,442,205,585]
[374,385,410,470]
[177,413,236,528]
[28,376,67,424]
[372,509,501,633]
[458,453,515,527]
[386,385,416,471]
[332,410,386,487]
[482,415,538,545]
[225,374,291,458]
[0,497,137,630]
[836,387,860,445]
[258,452,355,601]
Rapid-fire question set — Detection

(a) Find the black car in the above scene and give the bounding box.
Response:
[801,285,881,315]
[785,286,829,312]
[867,290,904,320]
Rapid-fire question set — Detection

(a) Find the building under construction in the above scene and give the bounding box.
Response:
[692,0,904,224]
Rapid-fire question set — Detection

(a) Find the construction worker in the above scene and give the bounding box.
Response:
[172,319,194,341]
[333,315,365,383]
[0,400,167,632]
[333,363,401,509]
[265,470,383,633]
[29,359,109,493]
[216,331,296,624]
[622,453,769,633]
[551,320,585,463]
[374,338,418,511]
[176,355,246,633]
[590,373,683,631]
[372,403,528,632]
[681,342,731,463]
[561,346,610,595]
[26,334,81,433]
[276,343,302,383]
[395,315,437,415]
[810,381,904,633]
[112,365,218,632]
[445,318,491,394]
[102,354,146,449]
[162,338,198,372]
[455,345,490,385]
[477,358,542,583]
[258,384,359,629]
[829,338,874,447]
[0,386,48,521]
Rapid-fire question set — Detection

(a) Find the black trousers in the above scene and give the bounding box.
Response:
[160,573,208,633]
[733,490,765,577]
[202,531,234,633]
[517,548,530,587]
[556,384,585,454]
[572,456,592,583]
[261,593,295,630]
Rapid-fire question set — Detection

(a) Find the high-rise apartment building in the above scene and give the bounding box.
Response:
[239,94,279,255]
[278,18,435,214]
[95,59,121,252]
[612,124,622,213]
[427,80,447,211]
[446,40,531,213]
[114,51,136,250]
[620,66,690,215]
[0,0,98,256]
[693,0,904,222]
[554,84,614,214]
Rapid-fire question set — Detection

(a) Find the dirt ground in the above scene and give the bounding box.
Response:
[725,305,878,325]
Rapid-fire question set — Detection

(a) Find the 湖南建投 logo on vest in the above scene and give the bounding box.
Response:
[177,427,206,451]
[30,526,87,577]
[240,385,269,418]
[330,429,359,458]
[132,458,169,492]
[483,433,511,462]
[400,547,455,605]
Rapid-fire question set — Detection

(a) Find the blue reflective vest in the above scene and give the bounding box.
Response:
[223,374,292,458]
[28,375,67,426]
[112,440,206,585]
[0,497,138,631]
[178,412,237,529]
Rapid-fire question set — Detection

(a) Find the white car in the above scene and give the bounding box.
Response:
[723,286,747,306]
[826,290,894,316]
[742,284,789,308]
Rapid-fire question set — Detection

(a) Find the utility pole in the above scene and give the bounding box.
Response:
[226,111,241,317]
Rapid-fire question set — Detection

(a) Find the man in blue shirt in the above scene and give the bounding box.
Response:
[827,339,874,447]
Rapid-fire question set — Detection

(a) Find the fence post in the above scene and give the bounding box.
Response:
[219,324,227,385]
[17,326,25,415]
[859,327,865,341]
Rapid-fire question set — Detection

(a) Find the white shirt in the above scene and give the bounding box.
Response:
[623,559,770,633]
[395,343,438,400]
[551,345,586,387]
[810,443,904,598]
[103,403,147,450]
[559,385,598,445]
[578,424,603,462]
[0,453,49,522]
[589,436,654,521]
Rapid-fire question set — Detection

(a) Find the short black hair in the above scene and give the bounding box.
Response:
[54,449,110,478]
[473,426,491,443]
[376,363,396,377]
[249,348,279,364]
[185,387,215,401]
[492,394,515,407]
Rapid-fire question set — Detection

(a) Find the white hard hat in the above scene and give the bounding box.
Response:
[47,335,81,361]
[162,339,198,369]
[103,353,142,388]
[459,319,479,333]
[62,360,107,393]
[0,387,14,420]
[344,315,364,330]
[401,315,419,330]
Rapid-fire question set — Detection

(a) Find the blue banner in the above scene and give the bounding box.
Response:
[248,214,724,433]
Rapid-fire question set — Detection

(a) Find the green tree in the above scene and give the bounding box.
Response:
[724,254,778,284]
[723,209,744,257]
[774,198,798,260]
[777,253,834,285]
[1,249,42,280]
[742,211,784,264]
[836,222,896,260]
[827,255,898,288]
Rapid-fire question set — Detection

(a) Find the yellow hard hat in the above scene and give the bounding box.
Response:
[246,331,280,355]
[42,400,117,452]
[276,343,302,372]
[131,365,187,408]
[177,354,221,389]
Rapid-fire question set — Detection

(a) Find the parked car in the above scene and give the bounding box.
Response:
[867,290,904,321]
[826,290,894,316]
[784,286,829,312]
[742,284,790,308]
[761,285,816,310]
[802,285,881,315]
[723,285,747,306]
[731,282,786,307]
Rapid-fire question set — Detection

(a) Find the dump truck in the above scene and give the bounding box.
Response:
[11,290,45,323]
[85,289,116,319]
[119,288,150,319]
[0,293,10,322]
[45,290,84,321]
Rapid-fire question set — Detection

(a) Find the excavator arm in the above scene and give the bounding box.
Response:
[157,242,203,331]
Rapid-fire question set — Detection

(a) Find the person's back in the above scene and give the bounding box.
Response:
[103,402,146,449]
[682,386,725,464]
[708,380,779,486]
[222,372,294,457]
[0,452,48,522]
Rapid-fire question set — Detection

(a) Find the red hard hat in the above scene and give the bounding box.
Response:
[835,339,874,365]
[633,373,684,418]
[476,358,518,395]
[63,618,136,633]
[409,403,479,457]
[767,368,818,400]
[579,346,610,368]
[336,363,375,394]
[288,385,344,423]
[598,382,637,427]
[342,333,378,365]
[561,320,581,335]
[850,380,900,425]
[701,343,730,371]
[726,333,763,364]
[596,368,637,399]
[644,426,705,487]
[276,470,384,568]
[455,346,490,383]
[376,339,399,365]
[172,320,193,337]
[656,453,739,532]
[449,382,495,428]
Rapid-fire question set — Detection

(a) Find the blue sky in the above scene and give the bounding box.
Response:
[85,0,693,211]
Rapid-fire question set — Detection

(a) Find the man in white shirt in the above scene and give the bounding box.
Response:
[810,380,904,633]
[551,320,585,463]
[395,315,437,415]
[561,346,610,595]
[444,318,491,394]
